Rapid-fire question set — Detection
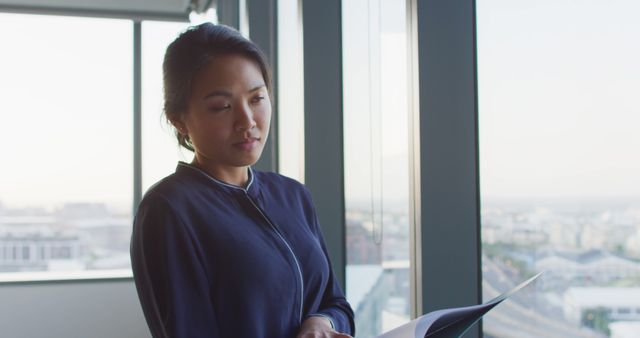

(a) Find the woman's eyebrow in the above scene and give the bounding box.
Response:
[203,90,232,99]
[248,84,266,93]
[202,85,266,100]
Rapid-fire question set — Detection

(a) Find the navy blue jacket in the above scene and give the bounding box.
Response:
[131,162,355,338]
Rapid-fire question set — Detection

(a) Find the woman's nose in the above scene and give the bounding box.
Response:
[234,104,256,131]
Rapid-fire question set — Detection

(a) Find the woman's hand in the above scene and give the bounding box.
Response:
[296,316,353,338]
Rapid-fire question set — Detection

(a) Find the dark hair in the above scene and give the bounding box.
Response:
[163,23,272,151]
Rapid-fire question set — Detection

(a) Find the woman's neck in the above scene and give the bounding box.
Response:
[191,157,249,187]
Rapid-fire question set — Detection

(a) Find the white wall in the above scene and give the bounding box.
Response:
[0,279,150,338]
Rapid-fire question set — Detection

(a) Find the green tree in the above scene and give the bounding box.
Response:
[581,307,610,336]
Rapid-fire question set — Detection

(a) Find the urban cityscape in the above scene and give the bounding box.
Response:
[0,201,131,273]
[345,197,640,338]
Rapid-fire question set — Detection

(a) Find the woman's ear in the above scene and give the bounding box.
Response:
[170,115,188,135]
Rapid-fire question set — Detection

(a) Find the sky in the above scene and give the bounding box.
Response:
[1,0,640,211]
[478,0,640,199]
[343,0,410,208]
[0,14,134,211]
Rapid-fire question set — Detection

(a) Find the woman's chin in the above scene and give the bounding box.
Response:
[233,152,263,167]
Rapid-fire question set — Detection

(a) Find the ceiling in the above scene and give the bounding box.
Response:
[0,0,210,21]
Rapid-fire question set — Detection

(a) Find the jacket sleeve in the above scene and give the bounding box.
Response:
[303,188,356,336]
[130,194,220,338]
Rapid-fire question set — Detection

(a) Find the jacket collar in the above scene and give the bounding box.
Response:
[175,162,260,197]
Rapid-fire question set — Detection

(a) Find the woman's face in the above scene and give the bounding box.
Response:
[177,54,271,171]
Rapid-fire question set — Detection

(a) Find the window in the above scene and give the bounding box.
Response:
[277,0,305,182]
[141,20,192,192]
[343,0,413,336]
[0,13,133,275]
[478,1,640,336]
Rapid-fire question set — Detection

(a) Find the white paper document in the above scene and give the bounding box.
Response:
[376,272,542,338]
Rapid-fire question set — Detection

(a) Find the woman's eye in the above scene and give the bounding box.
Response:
[210,104,231,112]
[251,96,265,104]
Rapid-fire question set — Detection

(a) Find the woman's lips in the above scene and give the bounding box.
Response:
[233,138,260,151]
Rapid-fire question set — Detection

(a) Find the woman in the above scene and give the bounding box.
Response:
[130,23,355,338]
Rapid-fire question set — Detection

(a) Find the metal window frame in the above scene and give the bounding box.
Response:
[415,0,481,337]
[407,0,423,320]
[301,0,346,288]
[133,20,143,212]
[216,0,240,29]
[0,3,190,21]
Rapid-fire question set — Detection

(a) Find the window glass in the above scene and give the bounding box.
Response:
[277,0,305,182]
[478,1,640,337]
[0,13,133,274]
[141,21,192,192]
[343,0,412,336]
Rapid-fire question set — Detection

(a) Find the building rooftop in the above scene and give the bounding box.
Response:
[564,287,640,308]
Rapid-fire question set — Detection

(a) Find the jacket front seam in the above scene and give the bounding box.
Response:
[244,193,305,325]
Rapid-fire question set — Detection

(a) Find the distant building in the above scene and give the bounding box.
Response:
[0,203,131,272]
[481,207,550,247]
[0,231,82,272]
[549,222,582,249]
[580,222,635,252]
[346,217,382,265]
[534,249,640,290]
[563,287,640,324]
[511,228,547,246]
